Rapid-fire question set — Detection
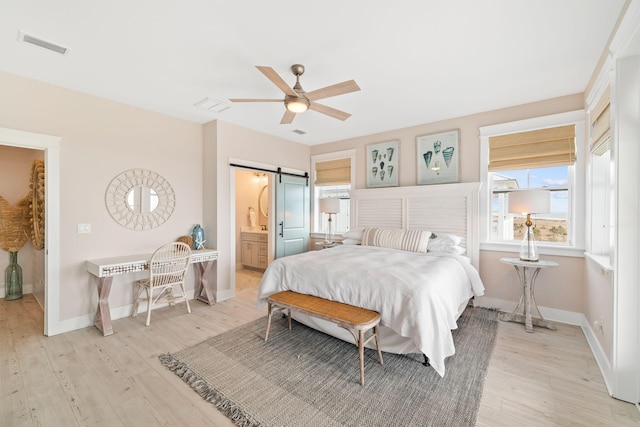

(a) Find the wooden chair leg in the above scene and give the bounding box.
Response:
[145,287,153,326]
[181,284,191,314]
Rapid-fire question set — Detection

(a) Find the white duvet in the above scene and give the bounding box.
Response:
[257,245,485,377]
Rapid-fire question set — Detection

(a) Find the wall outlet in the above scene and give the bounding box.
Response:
[594,320,604,333]
[77,223,91,233]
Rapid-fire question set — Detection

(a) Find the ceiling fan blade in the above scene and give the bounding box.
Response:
[306,80,360,101]
[229,99,283,102]
[309,102,352,121]
[280,109,296,124]
[256,66,298,97]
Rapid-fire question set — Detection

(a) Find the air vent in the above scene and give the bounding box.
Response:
[293,129,306,135]
[194,97,230,113]
[18,31,69,55]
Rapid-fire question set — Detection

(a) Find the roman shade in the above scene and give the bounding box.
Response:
[315,158,351,186]
[590,86,610,155]
[488,125,576,171]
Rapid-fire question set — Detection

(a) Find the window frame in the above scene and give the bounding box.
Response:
[479,110,586,258]
[311,149,356,235]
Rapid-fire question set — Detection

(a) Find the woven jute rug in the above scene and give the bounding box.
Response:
[160,307,498,427]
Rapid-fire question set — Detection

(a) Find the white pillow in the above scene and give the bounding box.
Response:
[429,233,463,247]
[342,228,364,240]
[428,244,466,255]
[361,227,432,253]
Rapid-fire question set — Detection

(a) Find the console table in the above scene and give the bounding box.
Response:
[86,248,218,336]
[499,257,558,333]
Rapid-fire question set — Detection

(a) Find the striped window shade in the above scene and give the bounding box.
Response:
[590,86,610,155]
[488,124,576,171]
[315,158,351,186]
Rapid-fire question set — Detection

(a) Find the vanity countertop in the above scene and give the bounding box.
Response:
[240,227,267,234]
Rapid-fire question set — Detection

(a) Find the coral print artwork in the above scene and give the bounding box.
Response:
[366,140,399,187]
[416,130,459,184]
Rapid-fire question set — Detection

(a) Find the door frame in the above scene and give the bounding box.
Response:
[0,126,61,336]
[228,158,305,294]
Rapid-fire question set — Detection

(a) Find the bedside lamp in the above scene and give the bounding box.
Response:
[508,189,550,262]
[319,198,341,244]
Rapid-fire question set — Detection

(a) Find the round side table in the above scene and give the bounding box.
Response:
[499,257,559,333]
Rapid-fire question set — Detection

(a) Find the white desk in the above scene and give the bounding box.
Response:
[86,248,218,336]
[499,257,558,333]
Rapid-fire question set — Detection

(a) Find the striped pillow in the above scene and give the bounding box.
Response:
[361,228,432,253]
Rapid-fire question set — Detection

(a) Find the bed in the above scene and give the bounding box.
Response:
[257,182,485,377]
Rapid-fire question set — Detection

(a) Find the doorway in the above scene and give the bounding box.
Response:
[234,168,272,293]
[0,126,60,336]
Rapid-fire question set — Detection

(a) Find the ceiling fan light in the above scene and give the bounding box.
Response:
[285,98,309,113]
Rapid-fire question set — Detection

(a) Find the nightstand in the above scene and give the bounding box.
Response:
[315,241,337,249]
[499,257,558,333]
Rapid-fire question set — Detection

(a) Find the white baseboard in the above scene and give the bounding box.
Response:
[1,283,34,299]
[49,289,198,336]
[475,296,613,396]
[475,296,584,325]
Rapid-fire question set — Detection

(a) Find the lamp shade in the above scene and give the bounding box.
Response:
[319,198,340,214]
[508,189,550,214]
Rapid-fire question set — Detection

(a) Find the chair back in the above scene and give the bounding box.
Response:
[148,242,192,289]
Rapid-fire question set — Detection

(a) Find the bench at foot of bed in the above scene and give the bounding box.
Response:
[265,290,383,385]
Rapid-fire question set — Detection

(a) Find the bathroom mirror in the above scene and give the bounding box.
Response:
[105,169,175,230]
[259,185,268,217]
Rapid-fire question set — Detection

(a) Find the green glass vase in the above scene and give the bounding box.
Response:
[5,251,23,301]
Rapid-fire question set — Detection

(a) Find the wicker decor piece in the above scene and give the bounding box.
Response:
[176,235,193,248]
[0,194,32,252]
[30,160,45,250]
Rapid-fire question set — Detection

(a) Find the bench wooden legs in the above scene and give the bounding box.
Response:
[265,300,383,385]
[355,326,384,385]
[265,301,290,342]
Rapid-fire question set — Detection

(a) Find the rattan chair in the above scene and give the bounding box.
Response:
[132,242,192,326]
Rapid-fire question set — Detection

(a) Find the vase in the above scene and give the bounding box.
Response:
[192,224,205,250]
[5,251,23,301]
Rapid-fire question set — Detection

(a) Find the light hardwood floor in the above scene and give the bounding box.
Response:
[2,290,638,426]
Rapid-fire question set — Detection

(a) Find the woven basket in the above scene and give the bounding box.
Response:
[0,194,32,252]
[177,235,193,248]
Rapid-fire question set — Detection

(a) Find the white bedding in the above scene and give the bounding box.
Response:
[257,245,485,377]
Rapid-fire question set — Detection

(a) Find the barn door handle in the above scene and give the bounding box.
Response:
[279,221,284,237]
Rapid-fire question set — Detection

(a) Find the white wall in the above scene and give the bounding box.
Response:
[0,70,203,328]
[311,94,586,316]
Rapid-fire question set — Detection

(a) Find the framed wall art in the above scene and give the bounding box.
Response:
[366,140,399,187]
[416,129,459,184]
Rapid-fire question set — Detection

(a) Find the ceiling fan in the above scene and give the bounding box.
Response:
[230,64,360,124]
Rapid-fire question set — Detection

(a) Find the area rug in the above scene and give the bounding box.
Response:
[160,307,498,427]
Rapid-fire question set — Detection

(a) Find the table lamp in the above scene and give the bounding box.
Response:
[319,198,341,244]
[508,189,550,262]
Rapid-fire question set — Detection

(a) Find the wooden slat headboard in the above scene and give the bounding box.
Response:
[350,182,481,269]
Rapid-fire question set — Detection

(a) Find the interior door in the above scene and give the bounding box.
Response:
[275,174,309,258]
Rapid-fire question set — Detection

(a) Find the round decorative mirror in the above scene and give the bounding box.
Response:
[259,185,268,218]
[30,160,45,250]
[105,169,175,230]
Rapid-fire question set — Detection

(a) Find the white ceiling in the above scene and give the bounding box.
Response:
[0,1,626,146]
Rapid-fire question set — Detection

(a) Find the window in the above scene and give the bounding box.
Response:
[311,150,356,235]
[480,111,585,256]
[586,85,612,268]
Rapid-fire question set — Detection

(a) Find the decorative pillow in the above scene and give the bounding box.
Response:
[342,228,364,240]
[361,227,432,253]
